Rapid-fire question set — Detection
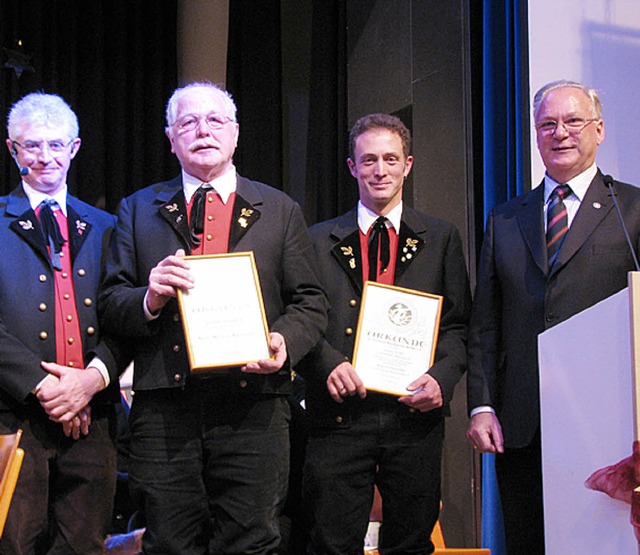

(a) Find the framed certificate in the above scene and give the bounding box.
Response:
[176,252,271,371]
[352,282,443,396]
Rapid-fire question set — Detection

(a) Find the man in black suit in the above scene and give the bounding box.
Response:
[300,113,471,554]
[466,79,640,554]
[1,92,124,554]
[99,82,327,554]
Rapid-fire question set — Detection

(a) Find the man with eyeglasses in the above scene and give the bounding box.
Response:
[98,82,327,554]
[466,79,640,553]
[0,92,127,553]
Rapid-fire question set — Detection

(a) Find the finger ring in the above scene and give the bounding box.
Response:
[339,387,346,393]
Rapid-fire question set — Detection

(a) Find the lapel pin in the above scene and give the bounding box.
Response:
[18,220,34,231]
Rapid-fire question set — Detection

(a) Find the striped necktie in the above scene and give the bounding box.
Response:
[546,184,572,269]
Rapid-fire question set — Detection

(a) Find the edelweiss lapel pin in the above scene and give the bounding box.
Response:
[75,220,87,235]
[238,208,254,228]
[18,219,34,231]
[401,238,419,262]
[341,246,356,269]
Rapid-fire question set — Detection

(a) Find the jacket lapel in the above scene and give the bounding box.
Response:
[517,185,547,276]
[157,180,191,251]
[395,209,426,281]
[550,172,611,276]
[66,202,93,261]
[329,209,363,294]
[7,189,50,265]
[229,193,261,250]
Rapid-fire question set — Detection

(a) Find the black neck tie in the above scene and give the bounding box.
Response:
[546,184,572,269]
[189,183,214,247]
[39,199,66,271]
[368,216,390,282]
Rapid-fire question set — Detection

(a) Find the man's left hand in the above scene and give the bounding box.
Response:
[37,362,105,422]
[62,405,92,439]
[242,332,287,374]
[398,373,443,412]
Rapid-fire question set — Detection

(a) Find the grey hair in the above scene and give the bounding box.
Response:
[165,82,237,130]
[533,80,602,119]
[7,92,79,140]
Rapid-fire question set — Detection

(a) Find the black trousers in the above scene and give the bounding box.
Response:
[304,400,443,555]
[0,401,117,555]
[129,380,290,555]
[495,430,545,555]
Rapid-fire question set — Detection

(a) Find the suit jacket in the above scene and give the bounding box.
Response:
[0,185,122,412]
[467,170,640,448]
[297,205,471,429]
[98,175,328,394]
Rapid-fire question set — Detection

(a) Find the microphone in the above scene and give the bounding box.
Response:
[604,174,640,271]
[11,148,29,176]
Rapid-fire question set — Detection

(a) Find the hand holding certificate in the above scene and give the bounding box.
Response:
[177,252,272,371]
[352,282,442,396]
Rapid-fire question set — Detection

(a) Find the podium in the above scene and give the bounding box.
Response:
[538,273,640,554]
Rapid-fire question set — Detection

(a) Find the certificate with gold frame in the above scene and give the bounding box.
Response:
[177,252,271,371]
[352,282,442,396]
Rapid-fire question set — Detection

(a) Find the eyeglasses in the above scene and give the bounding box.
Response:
[12,139,75,155]
[535,117,599,136]
[171,113,235,132]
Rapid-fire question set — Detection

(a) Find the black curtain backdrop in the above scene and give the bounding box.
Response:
[226,0,350,225]
[226,0,283,192]
[304,0,351,225]
[0,0,179,213]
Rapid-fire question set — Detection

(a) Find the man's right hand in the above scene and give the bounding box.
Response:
[466,412,505,454]
[326,361,367,403]
[146,249,194,313]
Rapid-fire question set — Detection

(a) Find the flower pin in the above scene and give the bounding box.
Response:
[165,203,179,213]
[18,220,34,231]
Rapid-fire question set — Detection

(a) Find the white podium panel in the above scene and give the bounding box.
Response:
[539,288,637,554]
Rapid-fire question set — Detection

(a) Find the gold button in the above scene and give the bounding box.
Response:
[39,275,47,282]
[345,328,353,335]
[39,331,48,340]
[87,327,95,335]
[62,272,68,278]
[207,215,213,221]
[409,408,416,414]
[335,416,343,424]
[66,315,73,322]
[84,298,93,307]
[349,299,357,307]
[77,269,86,276]
[64,294,70,300]
[173,314,180,322]
[239,380,248,388]
[68,361,75,367]
[206,235,212,241]
[39,303,47,312]
[173,374,181,382]
[207,195,214,203]
[173,345,180,352]
[67,337,74,345]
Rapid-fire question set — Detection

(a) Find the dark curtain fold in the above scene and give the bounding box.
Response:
[478,1,530,554]
[0,0,179,213]
[226,0,283,191]
[304,0,351,225]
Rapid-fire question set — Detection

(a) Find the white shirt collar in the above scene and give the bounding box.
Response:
[357,201,402,234]
[182,167,237,205]
[544,163,598,204]
[22,183,68,216]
